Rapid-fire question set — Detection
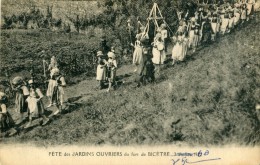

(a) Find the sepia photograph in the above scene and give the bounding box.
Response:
[0,0,260,164]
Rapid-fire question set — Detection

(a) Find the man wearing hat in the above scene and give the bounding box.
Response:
[24,80,49,128]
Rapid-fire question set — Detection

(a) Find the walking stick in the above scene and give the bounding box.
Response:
[43,60,46,78]
[127,19,134,53]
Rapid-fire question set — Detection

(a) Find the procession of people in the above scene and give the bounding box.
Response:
[0,0,257,136]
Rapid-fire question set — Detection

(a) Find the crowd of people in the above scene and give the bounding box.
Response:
[0,56,66,136]
[0,0,257,136]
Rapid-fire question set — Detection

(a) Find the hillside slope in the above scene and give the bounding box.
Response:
[1,16,260,146]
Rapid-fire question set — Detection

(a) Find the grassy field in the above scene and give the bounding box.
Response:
[1,14,260,146]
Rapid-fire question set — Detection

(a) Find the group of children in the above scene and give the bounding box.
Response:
[170,0,256,64]
[0,56,66,136]
[131,0,256,76]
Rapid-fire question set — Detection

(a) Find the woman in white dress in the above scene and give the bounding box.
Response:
[220,8,229,35]
[172,32,188,65]
[210,11,219,41]
[96,51,108,90]
[228,8,235,33]
[246,0,255,20]
[46,56,58,107]
[25,80,49,128]
[234,7,241,26]
[132,34,143,72]
[241,4,247,24]
[107,51,117,92]
[188,17,199,52]
[152,33,166,65]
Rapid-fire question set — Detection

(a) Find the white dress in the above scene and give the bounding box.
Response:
[247,0,254,15]
[188,24,199,48]
[228,16,234,29]
[132,40,143,65]
[46,68,58,97]
[234,12,241,25]
[26,88,44,117]
[152,39,166,64]
[172,35,188,61]
[220,17,229,33]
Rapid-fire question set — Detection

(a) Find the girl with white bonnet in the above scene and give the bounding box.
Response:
[107,51,117,91]
[48,56,58,71]
[220,7,229,35]
[159,23,168,52]
[132,33,144,72]
[46,56,59,107]
[171,31,189,65]
[152,32,166,65]
[96,51,108,90]
[188,17,199,52]
[24,79,49,128]
[46,66,59,108]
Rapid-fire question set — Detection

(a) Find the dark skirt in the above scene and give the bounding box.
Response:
[0,112,15,132]
[15,93,28,113]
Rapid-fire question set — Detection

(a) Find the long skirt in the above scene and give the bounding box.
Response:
[220,19,229,34]
[133,46,143,65]
[211,22,218,34]
[0,112,15,132]
[172,42,187,61]
[228,17,234,29]
[234,13,240,25]
[241,10,247,20]
[15,93,28,113]
[26,97,45,117]
[96,65,107,81]
[107,68,116,82]
[189,30,199,48]
[247,3,253,15]
[216,23,220,33]
[52,86,65,105]
[46,79,57,97]
[152,48,166,64]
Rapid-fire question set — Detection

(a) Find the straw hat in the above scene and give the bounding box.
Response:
[0,92,5,101]
[97,51,104,57]
[140,26,145,30]
[136,33,142,40]
[155,33,162,38]
[108,51,116,59]
[12,76,23,85]
[161,23,166,29]
[51,68,60,75]
[28,79,34,85]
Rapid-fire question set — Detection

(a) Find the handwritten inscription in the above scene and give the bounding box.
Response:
[171,157,221,165]
[171,150,221,165]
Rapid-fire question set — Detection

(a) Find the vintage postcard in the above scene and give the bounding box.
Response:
[0,0,260,164]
